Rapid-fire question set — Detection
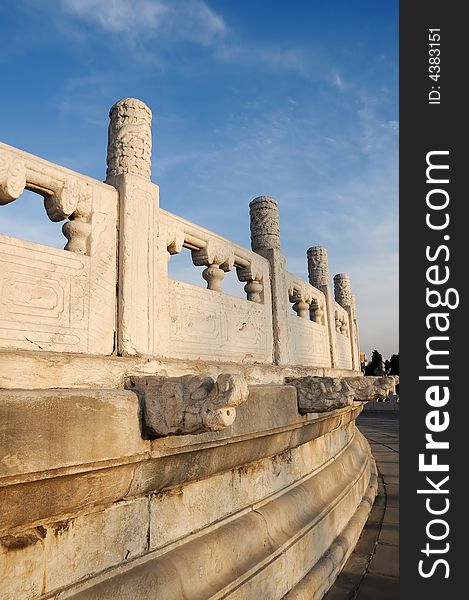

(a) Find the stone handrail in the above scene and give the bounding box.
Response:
[0,141,116,255]
[334,301,350,336]
[0,99,375,600]
[286,271,326,324]
[161,209,269,302]
[0,98,360,370]
[0,141,118,354]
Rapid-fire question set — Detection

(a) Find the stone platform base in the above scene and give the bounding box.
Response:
[65,438,376,600]
[1,384,375,600]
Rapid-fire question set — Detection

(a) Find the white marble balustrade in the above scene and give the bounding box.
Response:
[0,99,360,371]
[0,142,117,354]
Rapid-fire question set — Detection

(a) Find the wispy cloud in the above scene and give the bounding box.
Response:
[330,70,345,90]
[214,43,310,77]
[356,94,398,156]
[59,0,226,45]
[383,120,399,131]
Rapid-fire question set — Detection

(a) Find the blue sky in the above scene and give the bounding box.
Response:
[0,0,398,358]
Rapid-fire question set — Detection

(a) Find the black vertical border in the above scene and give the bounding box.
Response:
[400,2,466,596]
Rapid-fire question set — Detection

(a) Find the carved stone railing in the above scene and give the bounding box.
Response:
[0,142,117,354]
[1,142,95,254]
[0,99,373,600]
[334,273,360,370]
[334,302,350,337]
[157,209,274,363]
[162,210,267,302]
[0,98,361,372]
[333,301,352,369]
[287,272,325,323]
[285,272,331,368]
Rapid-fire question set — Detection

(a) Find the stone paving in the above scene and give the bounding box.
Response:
[324,412,399,600]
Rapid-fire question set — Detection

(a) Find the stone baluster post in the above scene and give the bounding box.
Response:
[334,273,352,308]
[307,246,338,368]
[106,98,159,356]
[334,273,360,371]
[351,293,361,371]
[291,294,310,318]
[250,196,292,365]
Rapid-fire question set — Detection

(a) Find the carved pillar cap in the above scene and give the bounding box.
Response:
[307,246,330,288]
[286,375,398,414]
[249,195,281,252]
[109,97,152,117]
[334,273,352,308]
[106,97,153,181]
[128,373,249,437]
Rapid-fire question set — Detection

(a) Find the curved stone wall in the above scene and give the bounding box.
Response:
[1,98,374,600]
[0,384,376,599]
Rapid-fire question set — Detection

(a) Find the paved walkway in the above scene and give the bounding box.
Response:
[325,413,399,600]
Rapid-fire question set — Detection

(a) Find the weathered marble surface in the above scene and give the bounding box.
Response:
[0,350,361,390]
[159,206,274,362]
[286,375,398,413]
[249,196,294,365]
[249,195,281,252]
[332,273,360,371]
[307,245,340,369]
[106,98,152,180]
[346,375,398,402]
[0,143,118,355]
[1,98,363,371]
[0,393,372,600]
[128,373,249,436]
[334,273,353,309]
[58,425,374,600]
[0,97,375,600]
[307,246,330,289]
[0,385,361,538]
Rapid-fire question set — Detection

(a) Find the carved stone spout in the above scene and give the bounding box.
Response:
[128,373,249,436]
[286,375,398,414]
[344,376,398,403]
